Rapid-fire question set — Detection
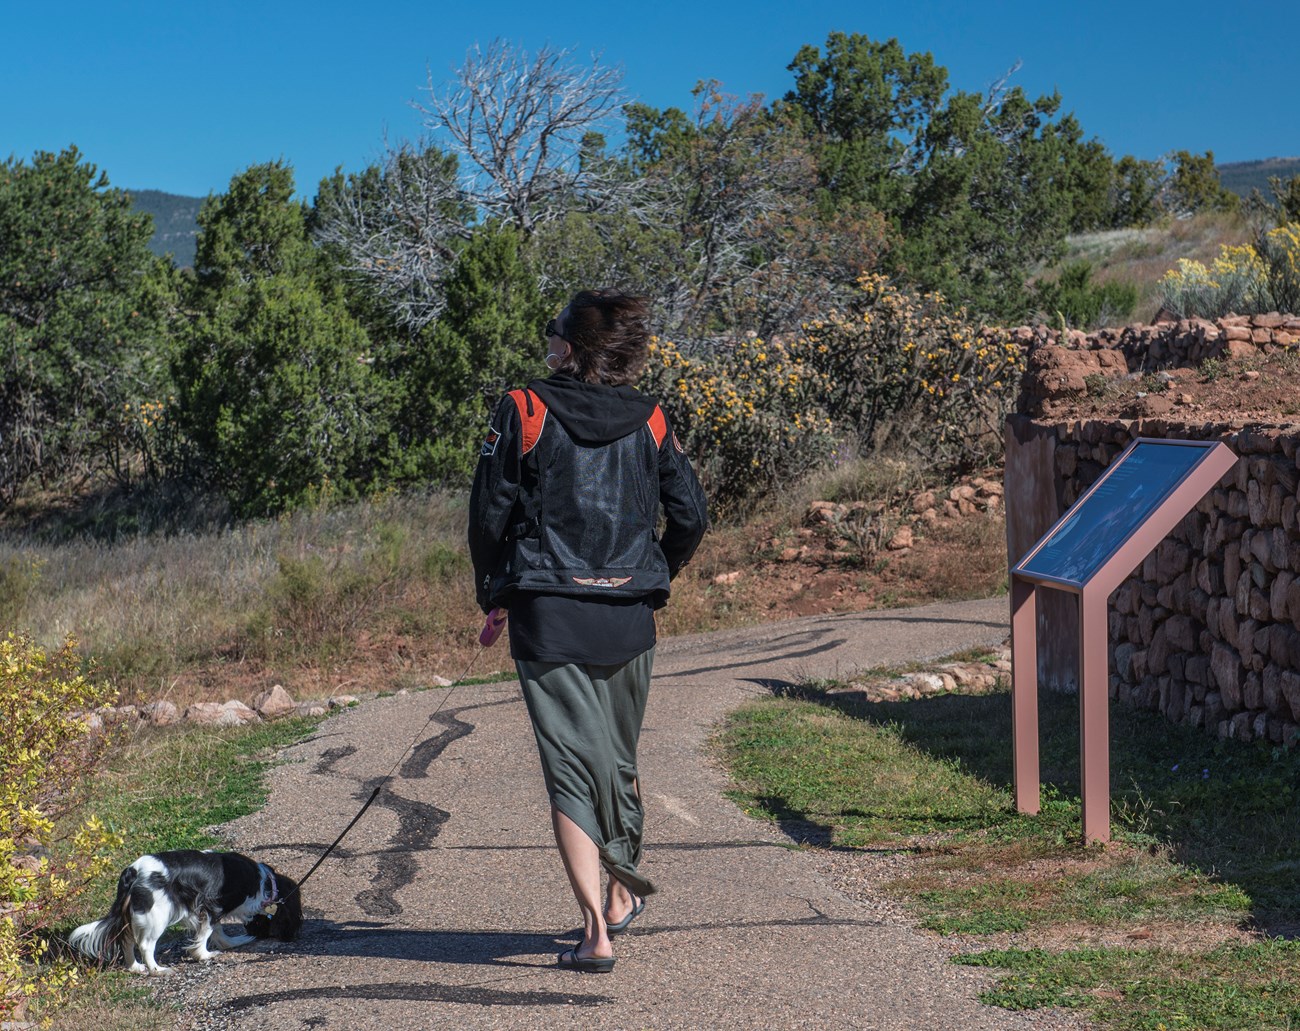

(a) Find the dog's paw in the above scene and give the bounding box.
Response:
[127,961,147,974]
[187,949,221,962]
[146,965,173,976]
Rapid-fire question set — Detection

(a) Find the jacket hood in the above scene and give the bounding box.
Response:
[527,373,657,446]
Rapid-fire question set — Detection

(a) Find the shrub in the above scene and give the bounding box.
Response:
[1158,248,1267,319]
[1031,261,1137,329]
[798,273,1024,470]
[642,335,835,514]
[0,633,121,1024]
[642,273,1024,510]
[1156,228,1300,319]
[1257,223,1300,315]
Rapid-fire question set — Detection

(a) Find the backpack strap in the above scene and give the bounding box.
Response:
[508,389,548,455]
[647,405,667,449]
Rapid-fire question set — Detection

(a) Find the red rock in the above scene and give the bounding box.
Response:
[183,702,226,725]
[1272,572,1296,623]
[887,526,914,550]
[219,701,259,726]
[1284,672,1300,721]
[254,684,297,719]
[141,700,179,726]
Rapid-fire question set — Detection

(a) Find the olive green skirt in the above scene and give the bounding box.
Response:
[516,648,656,898]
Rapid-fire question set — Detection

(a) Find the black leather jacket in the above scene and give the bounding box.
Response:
[469,374,708,613]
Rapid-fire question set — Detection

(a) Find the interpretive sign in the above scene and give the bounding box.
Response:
[1016,441,1216,588]
[1009,437,1237,843]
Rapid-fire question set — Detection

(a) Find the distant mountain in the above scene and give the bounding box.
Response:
[127,188,204,267]
[1217,157,1300,200]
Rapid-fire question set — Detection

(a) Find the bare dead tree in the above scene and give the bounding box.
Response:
[628,85,879,343]
[315,140,468,331]
[416,39,630,235]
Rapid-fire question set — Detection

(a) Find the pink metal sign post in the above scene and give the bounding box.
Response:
[1010,438,1237,843]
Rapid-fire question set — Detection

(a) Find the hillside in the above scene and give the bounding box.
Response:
[1060,210,1252,322]
[1218,156,1300,199]
[127,188,203,267]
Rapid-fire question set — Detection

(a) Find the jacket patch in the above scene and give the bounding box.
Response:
[481,426,501,456]
[672,432,685,454]
[572,575,633,588]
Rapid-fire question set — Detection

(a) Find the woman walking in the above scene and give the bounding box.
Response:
[469,290,708,973]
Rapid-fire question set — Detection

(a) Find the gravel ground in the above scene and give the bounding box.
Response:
[130,599,1095,1031]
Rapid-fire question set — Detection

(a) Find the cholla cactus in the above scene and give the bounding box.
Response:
[643,336,834,513]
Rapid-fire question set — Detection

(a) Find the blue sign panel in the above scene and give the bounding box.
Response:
[1015,440,1215,587]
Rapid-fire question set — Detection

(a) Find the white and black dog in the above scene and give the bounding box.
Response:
[69,850,303,974]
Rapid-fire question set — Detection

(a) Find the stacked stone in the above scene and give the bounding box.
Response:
[1046,419,1300,747]
[1014,313,1300,416]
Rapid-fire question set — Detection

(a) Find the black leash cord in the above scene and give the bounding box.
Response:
[284,639,493,898]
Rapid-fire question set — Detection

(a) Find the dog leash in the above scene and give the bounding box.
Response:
[282,609,509,902]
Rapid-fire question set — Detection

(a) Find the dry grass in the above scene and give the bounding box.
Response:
[892,508,1009,601]
[0,454,1013,709]
[0,492,486,707]
[1062,210,1253,320]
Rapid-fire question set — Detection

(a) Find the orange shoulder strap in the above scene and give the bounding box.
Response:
[647,405,667,449]
[508,389,548,455]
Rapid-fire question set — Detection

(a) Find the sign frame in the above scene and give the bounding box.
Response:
[1009,436,1237,843]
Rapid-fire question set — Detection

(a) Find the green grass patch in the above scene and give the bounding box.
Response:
[88,716,326,861]
[49,714,326,1026]
[717,671,1300,1028]
[721,698,1010,845]
[957,940,1300,1030]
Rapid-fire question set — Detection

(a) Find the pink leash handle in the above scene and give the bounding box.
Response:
[479,607,508,647]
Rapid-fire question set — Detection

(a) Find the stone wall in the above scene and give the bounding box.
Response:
[1005,314,1300,746]
[1016,313,1300,416]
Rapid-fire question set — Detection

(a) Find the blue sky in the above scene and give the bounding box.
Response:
[4,0,1297,199]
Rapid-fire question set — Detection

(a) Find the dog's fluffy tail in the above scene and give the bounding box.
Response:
[69,865,136,964]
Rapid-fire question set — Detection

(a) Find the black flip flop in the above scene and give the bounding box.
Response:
[606,895,645,934]
[557,947,615,973]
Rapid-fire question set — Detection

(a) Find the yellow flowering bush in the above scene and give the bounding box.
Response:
[1158,227,1300,318]
[643,273,1024,505]
[108,396,177,486]
[797,273,1024,469]
[1,633,122,1025]
[642,335,835,512]
[1258,223,1300,315]
[1158,248,1267,319]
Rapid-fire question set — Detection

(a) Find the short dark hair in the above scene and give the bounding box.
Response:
[556,290,650,387]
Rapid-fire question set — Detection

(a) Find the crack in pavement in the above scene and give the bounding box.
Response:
[301,697,521,918]
[223,980,612,1011]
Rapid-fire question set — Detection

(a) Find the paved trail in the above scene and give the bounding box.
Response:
[165,598,1089,1030]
